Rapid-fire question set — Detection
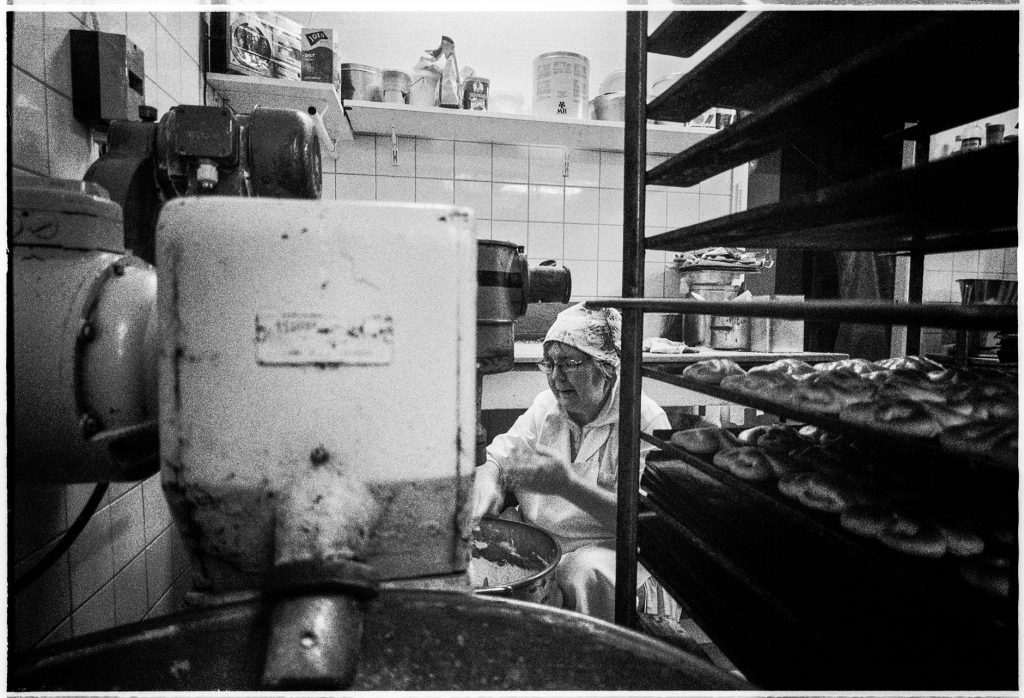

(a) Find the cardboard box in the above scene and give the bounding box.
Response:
[300,28,338,85]
[210,11,302,80]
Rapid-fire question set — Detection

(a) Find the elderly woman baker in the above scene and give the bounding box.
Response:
[472,302,671,621]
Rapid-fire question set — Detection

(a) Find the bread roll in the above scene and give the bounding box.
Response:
[934,517,985,557]
[959,555,1011,597]
[681,358,745,385]
[875,511,947,557]
[756,424,803,454]
[669,427,737,456]
[748,358,815,378]
[841,504,897,538]
[712,446,773,481]
[777,471,863,513]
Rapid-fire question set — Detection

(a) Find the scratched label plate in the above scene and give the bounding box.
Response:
[255,311,394,365]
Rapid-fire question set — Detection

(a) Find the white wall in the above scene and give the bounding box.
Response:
[281,11,695,110]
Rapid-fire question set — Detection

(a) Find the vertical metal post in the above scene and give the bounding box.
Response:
[904,136,930,355]
[906,251,925,355]
[615,8,647,630]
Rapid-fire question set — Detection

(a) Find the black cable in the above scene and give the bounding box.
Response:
[10,482,109,595]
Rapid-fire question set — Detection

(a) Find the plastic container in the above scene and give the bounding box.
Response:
[533,52,589,119]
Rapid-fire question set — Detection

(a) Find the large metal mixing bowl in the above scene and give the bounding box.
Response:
[11,590,749,691]
[470,517,560,604]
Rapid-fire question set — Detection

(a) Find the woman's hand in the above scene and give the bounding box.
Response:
[506,442,577,495]
[470,461,506,522]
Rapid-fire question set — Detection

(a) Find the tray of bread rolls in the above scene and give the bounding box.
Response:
[638,422,1017,689]
[644,355,1018,470]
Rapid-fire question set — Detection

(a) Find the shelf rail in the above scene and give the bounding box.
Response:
[587,298,1017,330]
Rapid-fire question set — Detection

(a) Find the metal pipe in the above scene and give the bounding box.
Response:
[615,8,647,631]
[586,298,1016,330]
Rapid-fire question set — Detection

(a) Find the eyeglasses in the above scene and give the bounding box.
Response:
[537,357,589,375]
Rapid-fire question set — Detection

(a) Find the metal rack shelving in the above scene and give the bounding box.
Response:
[615,8,1019,688]
[647,11,1019,186]
[643,142,1017,252]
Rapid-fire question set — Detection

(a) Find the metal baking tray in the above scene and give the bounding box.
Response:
[639,448,1017,690]
[643,366,1017,470]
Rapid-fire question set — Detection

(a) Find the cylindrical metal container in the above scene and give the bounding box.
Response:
[381,69,411,104]
[11,589,751,691]
[589,92,626,121]
[477,240,528,374]
[469,518,561,605]
[338,63,383,101]
[533,51,589,118]
[957,278,1018,353]
[710,316,751,350]
[680,271,743,347]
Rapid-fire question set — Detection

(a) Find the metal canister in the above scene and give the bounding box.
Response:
[462,76,490,110]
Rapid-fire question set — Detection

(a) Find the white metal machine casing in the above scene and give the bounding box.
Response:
[12,177,158,482]
[156,198,478,591]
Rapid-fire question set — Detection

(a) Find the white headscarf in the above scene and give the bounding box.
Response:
[543,303,621,368]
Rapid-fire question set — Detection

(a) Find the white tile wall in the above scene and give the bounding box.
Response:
[10,11,201,653]
[330,132,739,302]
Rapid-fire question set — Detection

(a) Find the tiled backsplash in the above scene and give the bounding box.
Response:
[10,11,203,653]
[324,135,736,301]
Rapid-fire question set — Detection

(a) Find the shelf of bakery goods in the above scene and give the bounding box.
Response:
[641,368,1016,470]
[646,12,1017,172]
[647,10,745,59]
[586,297,1018,330]
[206,73,353,145]
[342,100,709,155]
[643,141,1018,253]
[637,474,1017,690]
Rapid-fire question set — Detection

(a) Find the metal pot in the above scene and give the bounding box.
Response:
[338,63,382,101]
[470,517,561,605]
[957,278,1018,353]
[590,92,626,121]
[11,589,750,690]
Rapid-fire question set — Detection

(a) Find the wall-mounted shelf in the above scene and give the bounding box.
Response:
[343,99,711,154]
[206,73,354,152]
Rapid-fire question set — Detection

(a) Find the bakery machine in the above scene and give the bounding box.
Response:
[11,108,745,690]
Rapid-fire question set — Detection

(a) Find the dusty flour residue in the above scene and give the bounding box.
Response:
[467,556,534,588]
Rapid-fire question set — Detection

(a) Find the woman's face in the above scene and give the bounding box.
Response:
[544,342,612,421]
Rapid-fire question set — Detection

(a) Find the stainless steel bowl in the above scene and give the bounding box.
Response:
[590,92,626,121]
[471,517,560,605]
[339,63,382,101]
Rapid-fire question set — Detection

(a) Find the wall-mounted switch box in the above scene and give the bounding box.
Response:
[70,30,146,125]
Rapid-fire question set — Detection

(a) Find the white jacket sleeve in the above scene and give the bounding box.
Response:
[484,392,551,488]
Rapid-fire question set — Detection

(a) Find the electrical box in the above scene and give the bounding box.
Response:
[70,30,146,125]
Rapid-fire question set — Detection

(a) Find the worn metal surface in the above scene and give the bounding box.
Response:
[470,518,560,605]
[11,590,751,691]
[12,178,159,482]
[157,198,477,589]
